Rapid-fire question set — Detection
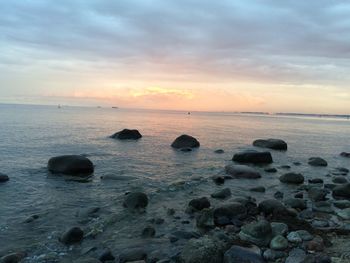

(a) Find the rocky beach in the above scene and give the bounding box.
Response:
[0,105,350,263]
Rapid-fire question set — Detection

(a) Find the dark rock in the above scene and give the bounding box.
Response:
[0,173,9,182]
[250,186,265,193]
[118,248,147,263]
[293,162,302,166]
[0,252,26,263]
[263,249,286,261]
[188,197,211,212]
[294,192,303,198]
[336,207,350,219]
[213,203,247,226]
[270,235,288,250]
[24,214,39,223]
[60,227,84,245]
[180,236,225,263]
[239,220,273,246]
[141,226,156,238]
[312,201,333,213]
[224,245,265,263]
[214,149,224,154]
[287,231,302,243]
[285,248,306,263]
[332,176,348,184]
[171,134,200,149]
[308,157,328,167]
[259,199,288,215]
[333,200,350,209]
[264,168,277,173]
[296,230,313,241]
[332,183,350,199]
[274,191,284,199]
[253,138,287,150]
[180,148,192,152]
[167,208,175,216]
[279,173,304,184]
[308,178,324,184]
[280,165,291,169]
[271,222,288,236]
[171,230,200,240]
[110,129,142,140]
[99,249,115,262]
[233,150,273,164]
[212,175,225,185]
[284,198,306,210]
[123,192,148,209]
[225,164,261,179]
[340,152,350,158]
[48,155,94,176]
[196,208,215,229]
[308,187,327,201]
[302,254,331,263]
[211,188,231,199]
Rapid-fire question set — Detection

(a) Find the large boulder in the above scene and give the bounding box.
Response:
[225,164,261,179]
[48,155,94,176]
[253,139,287,150]
[279,173,304,184]
[213,202,247,226]
[332,183,350,199]
[110,129,142,140]
[233,150,273,164]
[224,245,265,263]
[171,134,200,149]
[0,173,9,182]
[308,157,328,167]
[239,220,273,246]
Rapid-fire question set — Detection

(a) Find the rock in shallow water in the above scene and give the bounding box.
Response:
[211,188,231,199]
[60,227,84,245]
[0,252,27,263]
[259,199,288,215]
[279,173,304,184]
[270,235,288,250]
[340,152,350,158]
[332,183,350,199]
[213,203,247,226]
[0,173,9,182]
[284,198,306,210]
[188,197,211,212]
[123,192,148,209]
[232,150,273,164]
[110,129,142,140]
[225,164,261,179]
[171,134,200,149]
[253,138,287,150]
[224,245,265,263]
[308,157,328,167]
[48,155,94,176]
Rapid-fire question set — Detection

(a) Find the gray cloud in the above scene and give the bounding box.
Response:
[1,0,350,87]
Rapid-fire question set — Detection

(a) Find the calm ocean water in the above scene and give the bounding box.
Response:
[0,104,349,261]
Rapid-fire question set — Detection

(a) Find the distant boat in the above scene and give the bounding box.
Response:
[188,112,191,115]
[112,107,119,109]
[58,104,61,109]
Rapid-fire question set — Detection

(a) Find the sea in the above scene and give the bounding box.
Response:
[0,103,349,261]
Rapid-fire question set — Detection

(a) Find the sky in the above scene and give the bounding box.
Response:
[0,0,350,113]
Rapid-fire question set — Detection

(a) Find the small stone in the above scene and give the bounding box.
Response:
[213,203,247,226]
[308,187,327,201]
[258,199,287,215]
[306,236,324,252]
[0,252,26,263]
[0,173,9,182]
[341,152,350,158]
[294,192,303,198]
[118,248,147,263]
[141,226,156,238]
[308,178,324,184]
[263,249,286,261]
[232,150,273,164]
[224,245,265,263]
[336,208,350,220]
[308,157,328,167]
[296,230,313,241]
[24,214,39,223]
[287,231,302,243]
[333,176,348,184]
[312,219,329,228]
[285,248,306,263]
[196,208,215,229]
[211,188,231,199]
[253,138,287,150]
[239,220,273,246]
[167,208,175,216]
[279,173,304,184]
[225,164,261,179]
[313,201,334,213]
[274,191,284,199]
[99,249,115,262]
[333,200,350,209]
[333,183,350,199]
[250,186,265,192]
[265,168,277,173]
[212,175,225,185]
[270,235,288,250]
[171,134,200,149]
[284,198,307,210]
[60,227,84,245]
[214,149,224,154]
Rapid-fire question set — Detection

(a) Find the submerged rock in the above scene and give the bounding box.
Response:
[253,138,287,150]
[214,149,225,154]
[123,192,148,209]
[118,248,147,263]
[332,183,350,199]
[60,227,84,245]
[284,198,306,210]
[250,186,265,192]
[333,176,348,184]
[225,164,261,179]
[141,226,156,238]
[264,167,277,173]
[232,150,273,164]
[211,188,231,199]
[340,152,350,158]
[239,220,273,246]
[0,252,27,263]
[279,173,304,184]
[308,187,327,201]
[48,155,94,176]
[308,157,328,167]
[0,173,9,183]
[224,245,265,263]
[110,129,142,140]
[171,134,200,149]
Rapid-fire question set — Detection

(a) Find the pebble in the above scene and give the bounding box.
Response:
[271,222,288,236]
[270,235,288,250]
[0,173,9,183]
[249,186,266,193]
[287,231,302,243]
[296,230,313,241]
